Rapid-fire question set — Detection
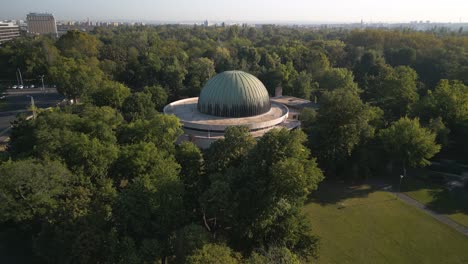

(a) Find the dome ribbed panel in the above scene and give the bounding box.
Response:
[197,71,271,117]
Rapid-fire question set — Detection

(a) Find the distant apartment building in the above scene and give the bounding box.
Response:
[0,22,20,44]
[27,13,57,36]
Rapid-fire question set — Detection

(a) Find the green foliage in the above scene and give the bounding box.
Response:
[9,106,122,177]
[310,88,380,173]
[0,159,72,222]
[186,243,242,264]
[176,142,205,211]
[318,68,359,93]
[121,92,157,121]
[111,142,180,186]
[417,79,468,127]
[172,224,211,263]
[143,84,168,110]
[205,126,256,173]
[379,117,441,168]
[427,117,450,147]
[290,71,314,100]
[118,113,183,152]
[56,30,101,59]
[0,36,59,80]
[88,80,131,108]
[185,57,216,96]
[2,25,468,263]
[49,57,104,101]
[114,167,185,262]
[246,247,301,264]
[200,128,323,258]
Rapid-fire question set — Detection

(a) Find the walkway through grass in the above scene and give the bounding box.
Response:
[304,183,468,264]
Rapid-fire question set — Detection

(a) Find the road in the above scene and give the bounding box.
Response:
[0,88,64,140]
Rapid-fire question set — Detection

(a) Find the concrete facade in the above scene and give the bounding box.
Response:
[27,13,57,36]
[0,22,20,44]
[164,97,298,148]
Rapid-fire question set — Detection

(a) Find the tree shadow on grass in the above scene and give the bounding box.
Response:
[307,180,381,206]
[401,171,468,222]
[426,187,468,217]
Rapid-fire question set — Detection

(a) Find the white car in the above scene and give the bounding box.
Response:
[30,85,35,88]
[19,85,24,89]
[12,85,17,89]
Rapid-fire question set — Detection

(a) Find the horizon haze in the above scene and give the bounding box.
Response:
[1,0,468,23]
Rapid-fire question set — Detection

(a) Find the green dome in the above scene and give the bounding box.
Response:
[197,71,271,117]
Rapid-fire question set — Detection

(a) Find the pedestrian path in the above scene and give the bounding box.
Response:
[392,191,468,236]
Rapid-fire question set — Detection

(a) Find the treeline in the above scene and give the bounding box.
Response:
[0,25,467,263]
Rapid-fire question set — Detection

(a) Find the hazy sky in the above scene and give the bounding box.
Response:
[2,0,467,23]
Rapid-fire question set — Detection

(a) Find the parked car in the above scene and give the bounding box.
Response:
[12,85,17,89]
[19,85,24,89]
[30,85,35,88]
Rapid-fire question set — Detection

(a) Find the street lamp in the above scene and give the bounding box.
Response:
[398,174,405,193]
[26,95,37,119]
[38,75,45,92]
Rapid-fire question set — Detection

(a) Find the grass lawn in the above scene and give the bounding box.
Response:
[304,183,468,264]
[402,176,468,227]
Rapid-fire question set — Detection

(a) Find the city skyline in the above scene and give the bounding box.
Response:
[1,0,468,23]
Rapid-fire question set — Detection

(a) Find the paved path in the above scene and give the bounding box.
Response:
[0,127,11,144]
[391,190,468,236]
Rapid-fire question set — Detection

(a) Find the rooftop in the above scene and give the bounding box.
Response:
[198,71,271,118]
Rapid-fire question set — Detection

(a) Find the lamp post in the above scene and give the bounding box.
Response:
[38,75,45,91]
[26,95,37,119]
[398,174,404,193]
[17,68,23,86]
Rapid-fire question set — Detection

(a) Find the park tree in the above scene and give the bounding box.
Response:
[212,46,232,72]
[143,85,168,110]
[49,57,104,102]
[88,80,131,108]
[205,126,256,174]
[290,71,314,100]
[0,159,73,222]
[353,50,386,87]
[56,30,101,59]
[176,141,205,211]
[385,47,417,67]
[366,65,420,120]
[198,128,322,257]
[309,88,381,175]
[378,117,441,176]
[185,57,216,96]
[4,36,60,79]
[117,113,183,153]
[159,57,188,100]
[186,244,242,264]
[224,128,322,257]
[259,67,285,95]
[9,106,122,177]
[171,224,211,264]
[246,247,301,264]
[34,178,118,263]
[114,162,185,263]
[417,79,468,127]
[304,50,330,77]
[318,68,359,94]
[121,92,157,121]
[111,142,180,187]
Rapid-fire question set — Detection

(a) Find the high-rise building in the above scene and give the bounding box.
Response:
[27,13,57,36]
[0,22,20,44]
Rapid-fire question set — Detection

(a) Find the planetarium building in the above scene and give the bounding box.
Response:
[164,71,300,148]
